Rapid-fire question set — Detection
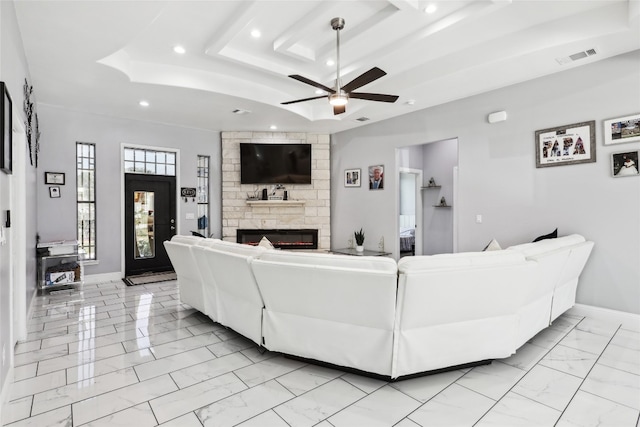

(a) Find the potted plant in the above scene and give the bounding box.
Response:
[354,228,365,252]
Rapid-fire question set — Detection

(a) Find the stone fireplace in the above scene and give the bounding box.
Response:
[237,229,318,250]
[221,132,330,251]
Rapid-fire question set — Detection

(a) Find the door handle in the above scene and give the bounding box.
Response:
[170,226,176,231]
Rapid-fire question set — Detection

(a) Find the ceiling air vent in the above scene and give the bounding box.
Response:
[232,108,251,115]
[355,117,370,122]
[556,48,597,65]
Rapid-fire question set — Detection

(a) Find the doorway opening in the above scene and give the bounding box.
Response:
[399,168,423,257]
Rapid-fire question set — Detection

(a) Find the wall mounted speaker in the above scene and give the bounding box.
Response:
[488,111,507,123]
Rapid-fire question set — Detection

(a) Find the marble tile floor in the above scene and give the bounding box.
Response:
[2,279,639,427]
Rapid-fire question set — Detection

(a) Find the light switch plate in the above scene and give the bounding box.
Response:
[185,213,195,220]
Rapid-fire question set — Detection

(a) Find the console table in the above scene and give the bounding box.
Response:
[330,248,391,257]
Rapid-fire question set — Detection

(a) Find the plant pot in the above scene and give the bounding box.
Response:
[356,245,364,252]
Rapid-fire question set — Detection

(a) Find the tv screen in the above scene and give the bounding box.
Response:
[240,143,312,184]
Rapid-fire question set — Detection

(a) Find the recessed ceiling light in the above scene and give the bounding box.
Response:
[139,100,150,107]
[173,45,186,54]
[326,59,335,66]
[405,99,416,106]
[424,4,438,14]
[315,89,325,95]
[251,29,261,38]
[270,125,277,130]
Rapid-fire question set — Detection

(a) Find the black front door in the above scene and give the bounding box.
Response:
[124,174,176,276]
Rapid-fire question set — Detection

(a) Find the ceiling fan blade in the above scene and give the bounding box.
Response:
[349,92,399,103]
[342,67,387,93]
[333,105,346,115]
[281,95,328,105]
[288,75,335,94]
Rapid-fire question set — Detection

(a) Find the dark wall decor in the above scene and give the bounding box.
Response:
[23,79,41,167]
[1,82,12,174]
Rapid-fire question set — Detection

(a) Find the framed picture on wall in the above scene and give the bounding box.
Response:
[0,81,12,175]
[344,168,361,187]
[49,186,61,198]
[603,113,640,145]
[611,150,639,178]
[369,165,384,190]
[45,172,65,185]
[535,120,596,168]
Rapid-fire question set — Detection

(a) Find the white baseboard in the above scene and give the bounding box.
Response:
[84,272,122,285]
[568,304,640,330]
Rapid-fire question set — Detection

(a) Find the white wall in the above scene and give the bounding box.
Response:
[0,0,37,411]
[421,138,458,255]
[36,105,221,276]
[332,50,640,314]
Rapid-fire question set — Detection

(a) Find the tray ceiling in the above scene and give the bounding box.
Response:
[14,0,640,133]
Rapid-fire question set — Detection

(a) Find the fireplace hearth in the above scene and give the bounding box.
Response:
[237,229,318,250]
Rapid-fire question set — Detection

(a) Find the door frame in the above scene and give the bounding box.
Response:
[398,167,423,257]
[11,111,27,343]
[120,144,180,277]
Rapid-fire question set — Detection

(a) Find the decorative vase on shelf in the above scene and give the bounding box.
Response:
[354,228,365,252]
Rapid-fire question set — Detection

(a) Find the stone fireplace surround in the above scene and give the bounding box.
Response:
[221,132,330,251]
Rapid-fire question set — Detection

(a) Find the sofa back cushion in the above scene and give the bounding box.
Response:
[170,234,212,246]
[258,250,397,273]
[506,234,585,257]
[397,250,525,272]
[198,239,267,258]
[251,258,398,329]
[397,251,536,326]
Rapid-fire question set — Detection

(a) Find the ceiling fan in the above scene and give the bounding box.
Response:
[281,17,399,115]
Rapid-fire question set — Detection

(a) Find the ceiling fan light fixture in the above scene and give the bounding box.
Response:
[329,93,348,106]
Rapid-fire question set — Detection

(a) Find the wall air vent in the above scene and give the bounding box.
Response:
[232,109,251,114]
[355,117,370,122]
[556,48,597,65]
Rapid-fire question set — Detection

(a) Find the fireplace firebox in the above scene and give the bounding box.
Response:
[237,229,318,250]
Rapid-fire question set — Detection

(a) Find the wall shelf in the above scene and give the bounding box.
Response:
[246,200,306,207]
[421,185,441,190]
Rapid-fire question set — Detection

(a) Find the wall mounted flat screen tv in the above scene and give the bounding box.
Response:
[240,143,312,184]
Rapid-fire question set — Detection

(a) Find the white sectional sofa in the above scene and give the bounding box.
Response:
[164,234,593,379]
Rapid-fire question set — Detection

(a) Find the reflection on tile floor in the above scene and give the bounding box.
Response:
[2,280,639,426]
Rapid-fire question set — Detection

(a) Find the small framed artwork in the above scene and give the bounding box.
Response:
[603,113,640,145]
[0,81,12,175]
[535,120,596,168]
[611,150,639,178]
[45,172,65,185]
[49,186,61,198]
[369,164,384,190]
[344,168,361,187]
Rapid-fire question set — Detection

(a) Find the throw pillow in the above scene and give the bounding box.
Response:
[258,236,274,249]
[533,228,558,242]
[483,238,502,251]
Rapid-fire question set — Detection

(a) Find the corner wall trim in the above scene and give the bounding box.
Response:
[568,304,640,328]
